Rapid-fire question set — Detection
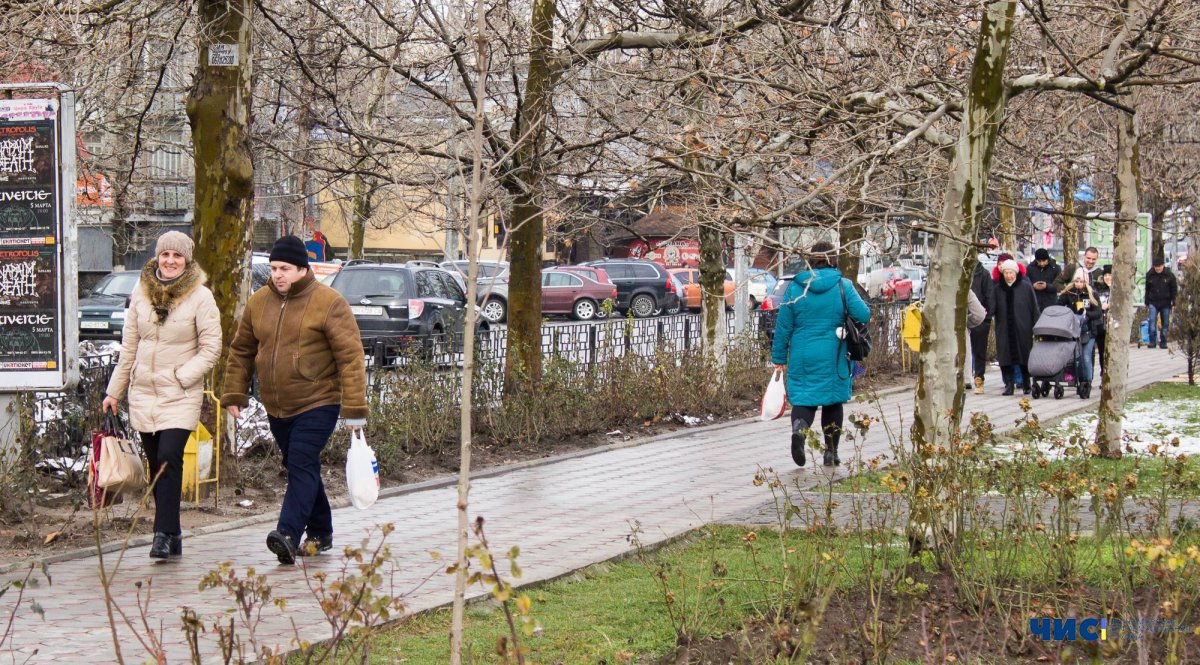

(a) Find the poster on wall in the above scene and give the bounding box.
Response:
[628,238,701,268]
[0,98,66,381]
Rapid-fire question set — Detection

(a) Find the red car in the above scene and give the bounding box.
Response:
[541,267,618,320]
[881,271,913,302]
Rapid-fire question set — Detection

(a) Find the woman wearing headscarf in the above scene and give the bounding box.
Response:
[102,231,222,559]
[771,241,871,467]
[1057,268,1102,398]
[993,259,1040,395]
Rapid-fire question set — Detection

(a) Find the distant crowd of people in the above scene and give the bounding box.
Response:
[968,241,1177,397]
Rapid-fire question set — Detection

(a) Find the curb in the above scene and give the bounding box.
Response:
[0,379,917,577]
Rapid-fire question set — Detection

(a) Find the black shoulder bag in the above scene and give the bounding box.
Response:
[838,280,871,361]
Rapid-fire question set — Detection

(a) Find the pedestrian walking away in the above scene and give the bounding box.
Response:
[994,259,1040,395]
[1057,268,1102,398]
[1027,248,1062,312]
[221,235,369,565]
[1145,257,1178,350]
[771,241,871,468]
[102,231,222,559]
[969,260,994,395]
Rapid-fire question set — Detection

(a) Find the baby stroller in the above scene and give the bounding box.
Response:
[1027,305,1083,400]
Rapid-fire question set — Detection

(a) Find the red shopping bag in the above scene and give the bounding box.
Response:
[87,417,124,509]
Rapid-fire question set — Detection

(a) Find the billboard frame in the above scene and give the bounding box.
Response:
[0,83,79,392]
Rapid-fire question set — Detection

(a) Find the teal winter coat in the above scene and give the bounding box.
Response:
[770,267,871,406]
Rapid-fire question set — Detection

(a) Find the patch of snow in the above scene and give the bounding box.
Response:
[231,397,273,457]
[36,456,86,475]
[1044,399,1200,456]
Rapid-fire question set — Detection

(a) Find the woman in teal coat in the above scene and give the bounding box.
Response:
[770,242,871,467]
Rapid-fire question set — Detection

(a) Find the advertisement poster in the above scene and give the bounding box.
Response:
[0,99,61,373]
[627,238,701,268]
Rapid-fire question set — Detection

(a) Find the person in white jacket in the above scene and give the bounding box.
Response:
[102,231,222,559]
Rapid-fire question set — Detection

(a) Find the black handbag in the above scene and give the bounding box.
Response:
[839,281,871,361]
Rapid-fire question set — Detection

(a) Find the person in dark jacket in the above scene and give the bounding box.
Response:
[994,259,1040,395]
[1057,268,1102,398]
[1144,257,1178,349]
[969,261,995,394]
[1093,266,1113,373]
[1027,248,1062,312]
[771,241,871,468]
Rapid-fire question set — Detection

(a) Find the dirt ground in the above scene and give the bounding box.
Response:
[655,571,1197,664]
[1,375,913,568]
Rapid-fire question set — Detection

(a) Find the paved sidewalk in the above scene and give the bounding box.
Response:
[0,347,1187,662]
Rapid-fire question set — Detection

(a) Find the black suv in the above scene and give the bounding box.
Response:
[328,264,484,360]
[578,259,679,318]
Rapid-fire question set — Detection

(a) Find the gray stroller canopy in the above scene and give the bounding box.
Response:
[1033,305,1082,338]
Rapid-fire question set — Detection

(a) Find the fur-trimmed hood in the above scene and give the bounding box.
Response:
[140,259,207,324]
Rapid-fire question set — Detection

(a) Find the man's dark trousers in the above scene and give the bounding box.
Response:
[269,404,340,544]
[969,321,991,378]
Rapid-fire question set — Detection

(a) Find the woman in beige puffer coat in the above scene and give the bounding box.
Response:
[102,231,222,559]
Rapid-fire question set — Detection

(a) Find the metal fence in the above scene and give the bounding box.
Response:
[29,303,912,464]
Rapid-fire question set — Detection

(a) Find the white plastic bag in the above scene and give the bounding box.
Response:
[346,429,380,510]
[760,368,788,421]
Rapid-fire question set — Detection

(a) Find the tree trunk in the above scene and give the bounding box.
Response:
[699,222,727,358]
[1095,97,1141,458]
[998,183,1017,251]
[1149,195,1167,265]
[450,20,490,660]
[502,0,555,396]
[351,170,368,259]
[1060,163,1078,264]
[838,217,864,288]
[909,0,1016,553]
[187,0,254,390]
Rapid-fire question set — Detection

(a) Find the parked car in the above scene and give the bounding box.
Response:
[880,268,914,302]
[758,274,794,344]
[578,258,680,318]
[440,261,510,324]
[554,265,615,318]
[78,270,139,340]
[328,264,483,360]
[725,268,777,307]
[860,266,913,301]
[252,252,342,288]
[541,267,618,320]
[670,268,734,310]
[904,267,927,300]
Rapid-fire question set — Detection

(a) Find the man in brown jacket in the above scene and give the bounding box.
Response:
[222,235,368,564]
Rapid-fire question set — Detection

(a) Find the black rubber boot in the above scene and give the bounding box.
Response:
[791,432,806,467]
[823,436,841,467]
[1002,382,1015,396]
[790,419,808,467]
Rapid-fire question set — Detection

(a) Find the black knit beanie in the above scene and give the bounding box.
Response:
[269,235,310,268]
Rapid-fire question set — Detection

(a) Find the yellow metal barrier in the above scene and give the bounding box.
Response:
[181,391,222,507]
